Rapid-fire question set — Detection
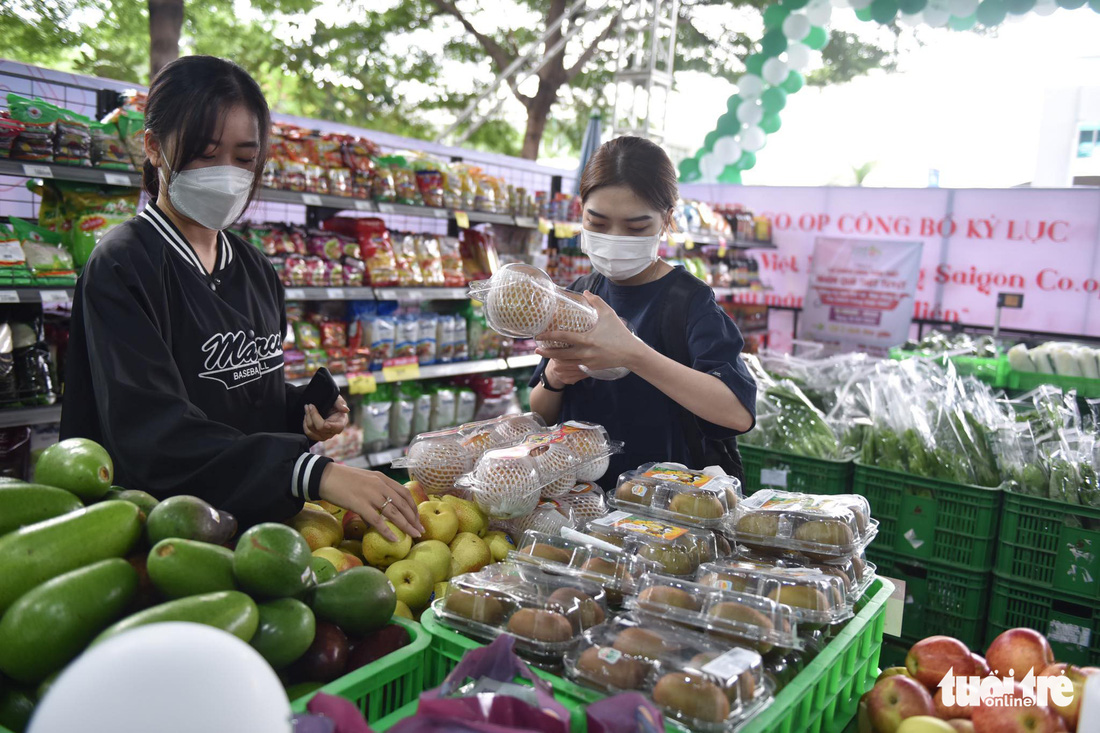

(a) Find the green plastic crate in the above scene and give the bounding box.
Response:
[988,574,1100,666]
[995,492,1100,602]
[1005,368,1100,398]
[740,445,853,496]
[853,463,1002,571]
[889,349,1009,388]
[374,579,893,733]
[869,548,990,650]
[289,617,429,722]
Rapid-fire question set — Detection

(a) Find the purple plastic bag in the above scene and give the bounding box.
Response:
[586,692,664,733]
[306,692,374,733]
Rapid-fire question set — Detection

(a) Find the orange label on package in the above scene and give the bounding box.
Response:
[603,514,689,541]
[641,463,713,488]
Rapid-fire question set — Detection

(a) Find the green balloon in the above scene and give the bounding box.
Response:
[1056,0,1085,8]
[898,0,927,11]
[678,157,700,181]
[948,12,977,28]
[1090,0,1100,13]
[704,130,720,149]
[871,0,899,23]
[717,112,740,136]
[855,5,875,19]
[804,26,828,49]
[782,0,810,9]
[738,151,758,171]
[745,54,766,76]
[763,4,791,27]
[760,30,788,57]
[975,0,1007,23]
[718,166,743,184]
[761,87,788,114]
[761,114,782,134]
[726,95,742,115]
[781,70,805,94]
[1003,0,1034,10]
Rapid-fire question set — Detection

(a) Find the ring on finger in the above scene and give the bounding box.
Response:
[380,497,394,512]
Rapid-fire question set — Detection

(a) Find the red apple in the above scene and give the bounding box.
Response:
[908,636,977,690]
[347,624,411,672]
[867,675,937,733]
[935,685,973,720]
[1038,663,1087,731]
[986,629,1055,682]
[973,681,1065,733]
[947,721,975,733]
[971,654,991,677]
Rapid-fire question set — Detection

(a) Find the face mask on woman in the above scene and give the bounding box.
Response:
[580,228,661,280]
[162,164,254,231]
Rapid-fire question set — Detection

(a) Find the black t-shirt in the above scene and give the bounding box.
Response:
[533,266,757,489]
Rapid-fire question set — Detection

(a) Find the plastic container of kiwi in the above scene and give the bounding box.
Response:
[608,462,743,530]
[581,511,719,578]
[729,490,877,560]
[695,561,854,627]
[508,530,660,606]
[730,546,877,603]
[566,614,773,732]
[626,573,801,654]
[433,562,609,666]
[467,262,598,340]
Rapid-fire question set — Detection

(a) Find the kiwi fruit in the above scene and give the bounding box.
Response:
[637,585,701,612]
[586,529,625,548]
[580,556,632,605]
[813,564,854,591]
[792,520,854,548]
[638,544,696,576]
[444,589,507,625]
[507,608,574,642]
[547,587,605,631]
[614,481,655,506]
[518,543,572,564]
[736,513,781,550]
[706,601,777,653]
[576,646,649,690]
[714,532,733,557]
[850,554,867,580]
[688,651,758,703]
[767,585,832,612]
[652,672,730,724]
[667,491,725,520]
[611,627,681,661]
[580,556,618,577]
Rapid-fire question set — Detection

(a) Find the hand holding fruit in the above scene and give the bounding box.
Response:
[303,397,350,442]
[318,464,422,543]
[535,292,646,372]
[543,359,588,389]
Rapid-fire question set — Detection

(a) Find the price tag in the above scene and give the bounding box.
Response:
[538,218,552,235]
[455,211,470,229]
[325,288,344,300]
[285,288,305,300]
[22,164,53,178]
[347,373,378,395]
[103,173,132,186]
[377,203,396,214]
[0,291,20,304]
[514,217,536,229]
[301,193,324,206]
[39,290,71,305]
[717,245,728,258]
[353,199,373,212]
[382,356,420,382]
[432,208,450,219]
[760,468,788,488]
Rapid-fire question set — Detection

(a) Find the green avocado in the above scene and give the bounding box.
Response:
[309,566,395,637]
[103,488,159,517]
[233,523,313,599]
[146,495,235,546]
[34,438,114,501]
[250,598,316,669]
[147,539,236,599]
[93,591,259,647]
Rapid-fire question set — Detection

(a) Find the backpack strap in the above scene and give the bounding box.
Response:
[566,271,605,294]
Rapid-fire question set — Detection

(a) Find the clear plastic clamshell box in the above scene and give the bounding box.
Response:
[608,462,743,530]
[626,573,800,654]
[392,412,546,494]
[457,422,622,519]
[731,546,877,603]
[582,511,719,578]
[432,562,607,665]
[508,530,659,606]
[695,561,854,627]
[468,262,598,341]
[730,490,877,560]
[566,614,773,733]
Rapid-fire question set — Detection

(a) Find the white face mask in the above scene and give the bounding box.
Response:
[580,228,661,281]
[163,164,254,231]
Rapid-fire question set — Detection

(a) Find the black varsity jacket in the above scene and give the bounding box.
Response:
[60,201,331,526]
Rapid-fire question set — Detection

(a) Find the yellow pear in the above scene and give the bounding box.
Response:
[441,494,489,537]
[361,520,412,569]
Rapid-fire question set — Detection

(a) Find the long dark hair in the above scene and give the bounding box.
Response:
[142,55,270,204]
[579,136,679,225]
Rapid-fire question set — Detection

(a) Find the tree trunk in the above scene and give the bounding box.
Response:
[148,0,184,81]
[520,78,560,159]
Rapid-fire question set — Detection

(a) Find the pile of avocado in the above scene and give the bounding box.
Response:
[0,438,400,732]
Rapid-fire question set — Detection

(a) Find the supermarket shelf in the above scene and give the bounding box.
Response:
[687,231,778,250]
[0,288,74,304]
[0,403,62,428]
[284,287,375,301]
[0,159,139,187]
[712,286,767,298]
[372,287,468,301]
[505,354,542,369]
[343,445,408,470]
[291,355,540,389]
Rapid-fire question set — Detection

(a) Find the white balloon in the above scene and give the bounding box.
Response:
[782,13,811,40]
[1032,0,1057,14]
[899,10,923,24]
[738,74,765,100]
[849,0,873,9]
[948,0,979,15]
[786,42,812,71]
[713,136,744,165]
[923,0,952,24]
[740,126,767,153]
[762,57,790,86]
[806,0,834,26]
[736,101,765,126]
[698,152,723,182]
[30,623,292,733]
[832,0,851,7]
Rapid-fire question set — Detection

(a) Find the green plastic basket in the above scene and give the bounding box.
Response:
[889,349,1009,388]
[853,462,1002,571]
[740,445,853,496]
[289,617,429,721]
[988,574,1100,666]
[994,492,1100,602]
[1005,368,1100,398]
[869,548,990,650]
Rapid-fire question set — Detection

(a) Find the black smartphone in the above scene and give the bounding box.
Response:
[301,367,340,416]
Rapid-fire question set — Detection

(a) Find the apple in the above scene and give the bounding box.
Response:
[338,539,366,562]
[1039,663,1087,730]
[897,716,957,733]
[972,682,1065,733]
[347,624,410,672]
[313,546,356,573]
[879,667,913,682]
[418,501,459,544]
[393,600,414,619]
[404,480,429,505]
[867,675,936,733]
[342,552,363,569]
[986,628,1054,682]
[385,559,434,612]
[484,530,515,562]
[935,685,972,720]
[343,512,369,541]
[407,540,451,584]
[449,532,492,577]
[908,636,976,690]
[971,654,991,678]
[946,721,975,733]
[361,521,412,569]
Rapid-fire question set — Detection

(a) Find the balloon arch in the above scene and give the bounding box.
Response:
[678,0,1100,184]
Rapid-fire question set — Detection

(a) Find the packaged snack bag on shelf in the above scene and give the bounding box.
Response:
[0,225,31,286]
[390,386,416,448]
[609,463,742,531]
[452,313,469,361]
[416,235,446,287]
[89,121,132,170]
[54,112,92,166]
[455,386,478,425]
[435,315,455,363]
[320,320,347,350]
[10,218,75,283]
[416,313,438,365]
[393,234,424,286]
[731,490,877,561]
[385,156,422,206]
[411,386,433,438]
[430,385,458,432]
[366,313,396,370]
[414,169,445,208]
[7,94,57,162]
[439,236,465,287]
[342,256,366,286]
[393,313,418,360]
[0,114,25,158]
[371,158,396,202]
